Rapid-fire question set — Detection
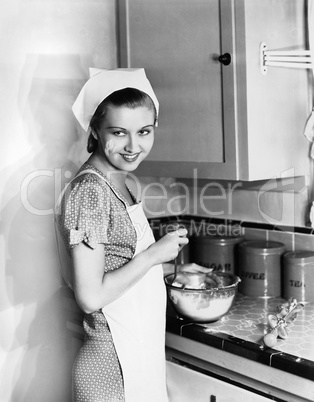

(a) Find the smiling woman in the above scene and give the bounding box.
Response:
[54,68,211,402]
[88,86,157,155]
[89,98,156,174]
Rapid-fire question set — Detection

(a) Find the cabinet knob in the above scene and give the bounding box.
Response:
[218,53,231,66]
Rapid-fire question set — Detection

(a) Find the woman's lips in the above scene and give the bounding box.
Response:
[121,153,141,162]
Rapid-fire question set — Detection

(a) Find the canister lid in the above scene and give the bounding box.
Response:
[283,250,314,265]
[239,240,285,255]
[191,235,243,245]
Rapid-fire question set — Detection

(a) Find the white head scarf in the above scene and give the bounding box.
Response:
[72,68,159,131]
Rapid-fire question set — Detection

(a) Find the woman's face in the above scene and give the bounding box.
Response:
[94,105,155,172]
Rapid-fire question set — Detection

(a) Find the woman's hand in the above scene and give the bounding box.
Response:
[180,264,225,287]
[174,264,223,289]
[179,263,213,275]
[168,263,212,289]
[145,228,189,266]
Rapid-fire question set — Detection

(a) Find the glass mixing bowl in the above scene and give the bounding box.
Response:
[164,272,241,323]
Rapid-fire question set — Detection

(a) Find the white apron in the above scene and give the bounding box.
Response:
[55,169,168,402]
[102,201,168,402]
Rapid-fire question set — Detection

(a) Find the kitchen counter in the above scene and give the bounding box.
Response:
[166,293,314,401]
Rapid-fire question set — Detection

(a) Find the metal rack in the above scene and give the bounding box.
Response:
[260,42,313,75]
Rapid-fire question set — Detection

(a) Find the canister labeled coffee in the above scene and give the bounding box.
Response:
[190,236,243,274]
[283,251,314,302]
[238,241,285,298]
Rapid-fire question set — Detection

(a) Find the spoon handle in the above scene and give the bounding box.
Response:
[173,256,178,283]
[168,222,184,284]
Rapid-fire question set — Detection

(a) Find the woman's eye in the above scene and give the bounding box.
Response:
[113,131,126,137]
[139,130,150,136]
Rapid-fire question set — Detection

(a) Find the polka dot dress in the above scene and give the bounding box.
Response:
[55,163,138,402]
[72,312,124,402]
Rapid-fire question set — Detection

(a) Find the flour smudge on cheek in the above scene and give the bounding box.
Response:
[105,139,116,157]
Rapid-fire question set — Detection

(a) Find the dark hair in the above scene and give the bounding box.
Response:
[87,87,157,153]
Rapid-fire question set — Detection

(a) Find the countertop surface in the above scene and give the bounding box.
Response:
[166,293,314,381]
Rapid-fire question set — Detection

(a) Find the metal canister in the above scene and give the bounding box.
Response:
[283,251,314,303]
[238,240,285,298]
[190,235,243,274]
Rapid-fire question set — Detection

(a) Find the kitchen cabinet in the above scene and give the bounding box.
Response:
[166,360,270,402]
[118,0,310,181]
[166,331,314,402]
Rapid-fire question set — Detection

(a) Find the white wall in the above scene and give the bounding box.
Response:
[0,1,117,400]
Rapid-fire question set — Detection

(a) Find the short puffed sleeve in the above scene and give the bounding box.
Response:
[62,176,111,249]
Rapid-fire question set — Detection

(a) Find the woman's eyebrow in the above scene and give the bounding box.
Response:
[105,126,126,130]
[105,124,154,130]
[105,126,128,131]
[141,124,154,129]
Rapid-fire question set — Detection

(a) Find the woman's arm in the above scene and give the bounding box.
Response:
[71,228,188,313]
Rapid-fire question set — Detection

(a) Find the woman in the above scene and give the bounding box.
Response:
[55,68,209,402]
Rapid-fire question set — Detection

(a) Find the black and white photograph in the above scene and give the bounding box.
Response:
[0,1,314,401]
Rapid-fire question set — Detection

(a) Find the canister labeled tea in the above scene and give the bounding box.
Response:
[283,251,314,302]
[238,241,285,298]
[190,236,243,274]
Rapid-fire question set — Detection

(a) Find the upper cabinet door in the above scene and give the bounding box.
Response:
[118,0,239,179]
[118,0,310,181]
